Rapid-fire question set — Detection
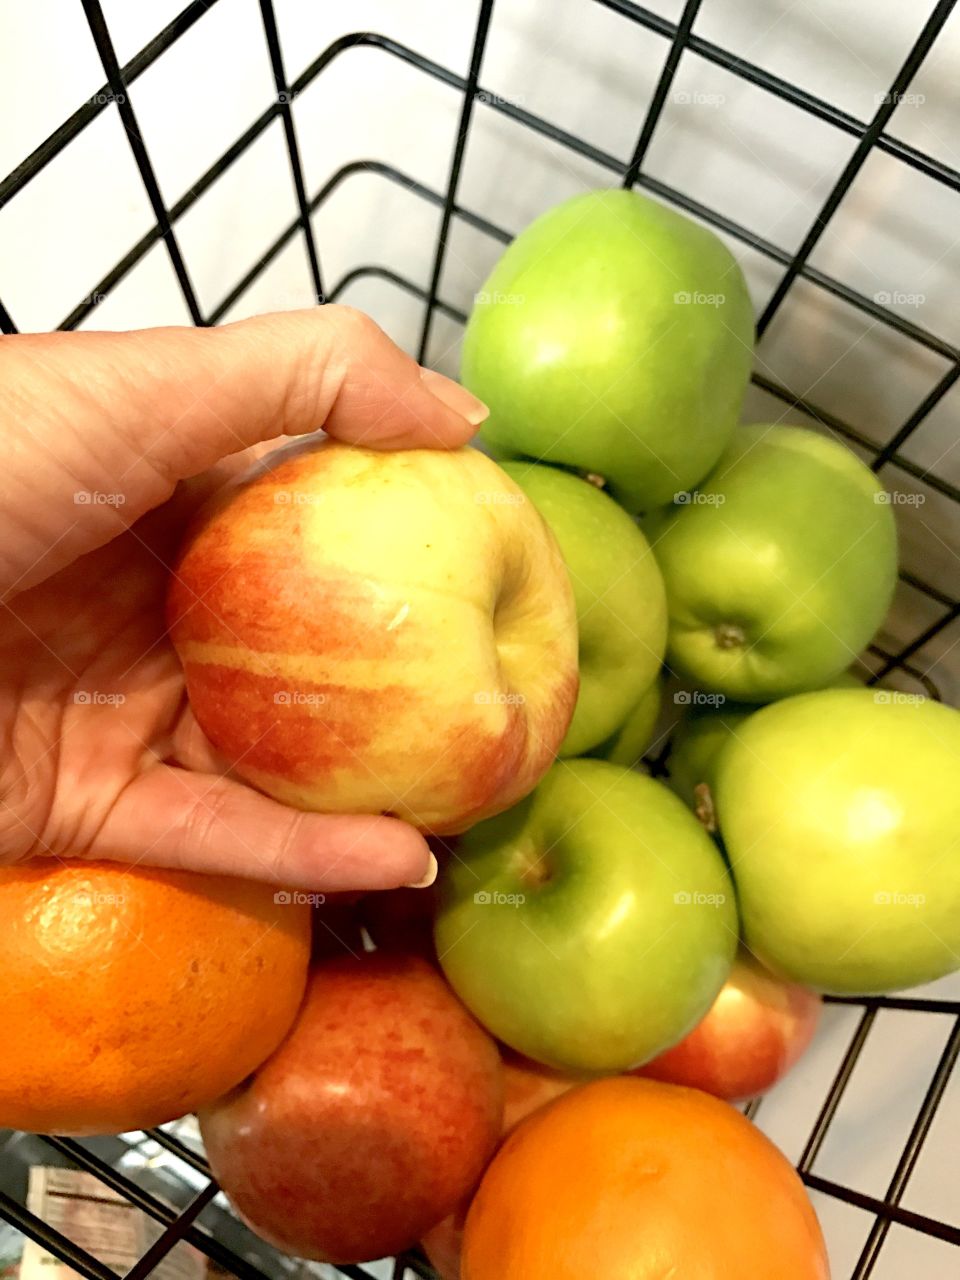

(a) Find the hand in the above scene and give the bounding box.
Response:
[0,307,487,890]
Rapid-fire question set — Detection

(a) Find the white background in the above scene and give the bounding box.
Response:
[1,1,959,1274]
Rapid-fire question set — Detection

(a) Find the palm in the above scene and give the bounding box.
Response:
[0,497,210,864]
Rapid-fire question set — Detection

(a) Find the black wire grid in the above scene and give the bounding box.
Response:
[1,1,959,1277]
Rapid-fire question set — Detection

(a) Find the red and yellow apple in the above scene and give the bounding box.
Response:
[635,947,821,1101]
[168,439,578,833]
[199,952,503,1265]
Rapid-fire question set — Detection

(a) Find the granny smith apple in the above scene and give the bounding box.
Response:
[716,688,960,994]
[434,760,738,1073]
[499,462,666,756]
[668,673,862,826]
[461,189,755,512]
[654,425,897,700]
[668,701,752,830]
[588,675,663,768]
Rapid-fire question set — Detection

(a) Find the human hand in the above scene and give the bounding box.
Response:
[0,307,487,889]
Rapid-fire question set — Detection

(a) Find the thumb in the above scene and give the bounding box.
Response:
[91,764,438,892]
[0,307,488,595]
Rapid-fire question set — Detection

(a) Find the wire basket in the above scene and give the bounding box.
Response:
[1,1,959,1277]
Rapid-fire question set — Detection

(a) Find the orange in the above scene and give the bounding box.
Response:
[0,859,311,1135]
[462,1076,830,1280]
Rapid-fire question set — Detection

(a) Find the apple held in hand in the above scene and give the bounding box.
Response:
[462,189,755,512]
[654,425,897,701]
[168,440,578,833]
[200,952,503,1265]
[635,947,821,1101]
[500,461,666,756]
[435,760,738,1073]
[716,689,960,993]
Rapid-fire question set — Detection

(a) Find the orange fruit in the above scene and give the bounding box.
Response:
[0,859,311,1135]
[462,1076,830,1280]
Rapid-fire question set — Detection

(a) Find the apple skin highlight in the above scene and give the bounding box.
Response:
[167,439,579,834]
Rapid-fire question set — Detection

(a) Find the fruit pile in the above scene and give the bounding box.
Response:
[5,188,959,1280]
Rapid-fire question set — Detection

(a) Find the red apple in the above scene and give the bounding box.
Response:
[421,1049,582,1279]
[634,948,821,1101]
[167,439,578,834]
[199,953,503,1265]
[500,1049,583,1135]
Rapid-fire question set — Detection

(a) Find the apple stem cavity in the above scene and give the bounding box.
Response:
[518,853,554,889]
[714,623,747,651]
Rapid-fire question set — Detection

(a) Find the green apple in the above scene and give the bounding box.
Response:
[434,760,738,1073]
[461,189,755,512]
[668,674,862,827]
[499,462,666,756]
[668,699,752,830]
[654,425,897,701]
[716,688,960,993]
[588,675,663,768]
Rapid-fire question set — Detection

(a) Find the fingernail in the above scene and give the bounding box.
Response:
[420,368,489,426]
[406,851,438,889]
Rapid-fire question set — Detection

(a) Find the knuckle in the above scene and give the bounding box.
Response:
[332,304,381,346]
[260,809,311,885]
[178,784,234,860]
